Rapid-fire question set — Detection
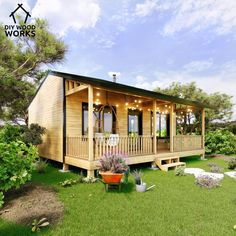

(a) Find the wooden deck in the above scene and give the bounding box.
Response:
[65,148,204,170]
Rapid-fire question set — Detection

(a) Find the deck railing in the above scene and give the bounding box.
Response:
[66,136,89,159]
[94,135,153,159]
[66,135,203,159]
[173,135,203,152]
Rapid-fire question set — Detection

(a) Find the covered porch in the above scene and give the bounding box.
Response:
[64,79,205,175]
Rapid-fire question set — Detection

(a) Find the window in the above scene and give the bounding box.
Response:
[103,107,113,133]
[128,109,142,136]
[82,103,116,135]
[152,112,169,137]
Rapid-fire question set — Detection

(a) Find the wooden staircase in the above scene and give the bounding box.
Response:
[155,156,186,172]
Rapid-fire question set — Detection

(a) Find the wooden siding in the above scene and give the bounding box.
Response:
[143,109,151,135]
[28,75,64,162]
[66,93,82,136]
[117,106,128,135]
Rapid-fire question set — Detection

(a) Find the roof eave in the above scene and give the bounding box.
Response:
[50,71,209,109]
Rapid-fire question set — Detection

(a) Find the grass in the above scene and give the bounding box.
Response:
[0,156,236,236]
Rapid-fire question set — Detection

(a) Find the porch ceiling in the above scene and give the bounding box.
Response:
[50,71,209,108]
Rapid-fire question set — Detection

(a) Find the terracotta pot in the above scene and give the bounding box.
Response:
[99,171,124,184]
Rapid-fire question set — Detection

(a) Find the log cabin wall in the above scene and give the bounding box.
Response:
[28,75,64,162]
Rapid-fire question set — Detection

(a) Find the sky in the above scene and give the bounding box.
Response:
[1,0,236,119]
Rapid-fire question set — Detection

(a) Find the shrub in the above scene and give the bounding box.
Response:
[195,175,221,189]
[0,141,38,192]
[99,153,129,173]
[210,165,223,173]
[0,123,45,145]
[228,157,236,170]
[208,163,223,173]
[229,124,236,135]
[60,177,83,187]
[205,130,236,155]
[82,176,98,183]
[22,124,46,145]
[0,124,22,143]
[0,192,4,208]
[35,159,48,173]
[175,166,186,176]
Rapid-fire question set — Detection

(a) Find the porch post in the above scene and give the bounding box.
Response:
[88,85,94,176]
[169,103,174,152]
[153,100,157,154]
[201,108,205,160]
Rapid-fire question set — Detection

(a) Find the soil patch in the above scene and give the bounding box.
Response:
[207,154,235,161]
[0,183,64,226]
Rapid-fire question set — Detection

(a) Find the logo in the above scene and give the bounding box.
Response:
[9,4,31,24]
[5,3,36,37]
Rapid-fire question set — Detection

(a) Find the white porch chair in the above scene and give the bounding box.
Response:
[107,134,119,147]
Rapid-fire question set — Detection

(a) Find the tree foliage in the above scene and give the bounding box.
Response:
[205,130,236,155]
[0,19,67,122]
[0,123,46,145]
[155,82,233,130]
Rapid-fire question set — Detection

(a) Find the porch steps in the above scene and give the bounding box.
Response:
[155,156,186,172]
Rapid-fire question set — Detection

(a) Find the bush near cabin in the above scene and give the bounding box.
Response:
[0,123,45,145]
[0,123,45,208]
[205,129,236,155]
[0,141,38,208]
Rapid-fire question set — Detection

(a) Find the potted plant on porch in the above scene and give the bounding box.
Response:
[98,153,129,184]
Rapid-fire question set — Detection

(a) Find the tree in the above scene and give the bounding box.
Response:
[0,19,67,123]
[155,82,233,131]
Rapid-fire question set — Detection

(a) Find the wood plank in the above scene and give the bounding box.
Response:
[88,85,94,161]
[153,100,157,154]
[28,75,63,162]
[169,103,174,152]
[202,108,205,149]
[66,84,88,96]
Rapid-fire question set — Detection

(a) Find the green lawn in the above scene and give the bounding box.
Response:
[0,156,236,236]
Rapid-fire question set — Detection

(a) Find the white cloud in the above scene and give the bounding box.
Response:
[134,0,236,36]
[97,38,115,48]
[135,61,236,120]
[135,0,158,17]
[183,59,213,73]
[136,75,148,83]
[164,0,236,35]
[163,0,236,36]
[32,0,101,36]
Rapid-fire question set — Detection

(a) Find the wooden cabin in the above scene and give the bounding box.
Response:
[28,71,206,176]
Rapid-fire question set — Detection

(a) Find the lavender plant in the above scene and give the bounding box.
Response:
[99,153,129,173]
[195,175,221,189]
[207,163,223,173]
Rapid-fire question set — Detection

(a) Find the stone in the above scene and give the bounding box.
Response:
[224,171,236,179]
[184,168,205,177]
